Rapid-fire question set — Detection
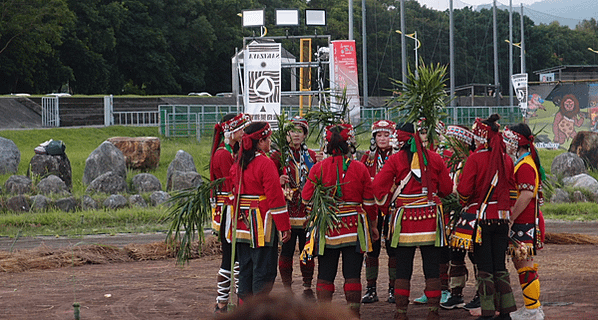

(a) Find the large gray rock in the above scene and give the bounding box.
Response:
[129,194,148,208]
[132,173,162,193]
[551,152,586,178]
[150,191,171,206]
[37,175,69,195]
[30,194,51,211]
[86,171,128,194]
[562,173,598,191]
[550,188,570,204]
[6,195,30,212]
[104,194,128,210]
[55,197,78,212]
[81,195,99,210]
[166,150,197,191]
[169,171,202,191]
[83,141,127,185]
[0,137,20,175]
[4,175,32,194]
[28,154,72,189]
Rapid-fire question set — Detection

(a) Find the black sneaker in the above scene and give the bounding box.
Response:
[387,287,395,303]
[361,286,379,303]
[463,293,480,310]
[440,294,465,309]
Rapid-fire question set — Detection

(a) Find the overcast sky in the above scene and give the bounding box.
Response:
[416,0,540,11]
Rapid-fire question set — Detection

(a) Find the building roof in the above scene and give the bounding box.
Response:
[533,65,598,75]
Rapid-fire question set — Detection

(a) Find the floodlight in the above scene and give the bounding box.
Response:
[305,9,326,26]
[242,9,265,27]
[276,9,299,26]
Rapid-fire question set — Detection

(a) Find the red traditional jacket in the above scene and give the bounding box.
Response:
[210,143,234,192]
[513,154,538,224]
[229,152,291,248]
[271,146,317,229]
[373,149,453,247]
[301,155,376,250]
[360,148,393,214]
[457,148,517,220]
[210,143,235,233]
[373,150,453,207]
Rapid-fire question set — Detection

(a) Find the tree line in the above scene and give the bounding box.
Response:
[2,0,598,96]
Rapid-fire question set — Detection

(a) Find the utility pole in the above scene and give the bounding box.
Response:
[509,0,514,108]
[521,4,526,73]
[349,0,353,40]
[493,0,500,106]
[362,0,368,108]
[400,0,407,84]
[450,0,455,107]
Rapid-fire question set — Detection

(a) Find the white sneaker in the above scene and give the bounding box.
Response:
[510,306,544,320]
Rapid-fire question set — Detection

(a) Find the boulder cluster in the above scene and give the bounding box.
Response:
[0,137,201,213]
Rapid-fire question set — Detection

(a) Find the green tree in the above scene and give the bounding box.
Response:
[0,0,74,93]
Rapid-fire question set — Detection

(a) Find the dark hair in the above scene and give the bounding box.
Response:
[508,123,532,147]
[240,121,268,170]
[210,113,238,179]
[482,113,501,132]
[325,126,350,155]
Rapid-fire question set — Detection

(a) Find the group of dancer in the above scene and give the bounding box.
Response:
[208,112,545,320]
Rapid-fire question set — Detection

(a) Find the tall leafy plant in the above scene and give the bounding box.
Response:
[387,60,449,144]
[164,177,224,265]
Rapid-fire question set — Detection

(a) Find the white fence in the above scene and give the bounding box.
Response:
[41,96,60,127]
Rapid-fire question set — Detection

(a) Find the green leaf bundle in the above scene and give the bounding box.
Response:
[164,177,224,265]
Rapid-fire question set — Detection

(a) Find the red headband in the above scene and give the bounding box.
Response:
[225,114,251,133]
[472,118,500,144]
[325,123,354,143]
[372,120,396,135]
[242,123,272,151]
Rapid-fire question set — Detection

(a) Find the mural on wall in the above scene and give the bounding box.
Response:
[527,82,597,150]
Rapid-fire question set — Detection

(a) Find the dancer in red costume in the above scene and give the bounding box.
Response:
[210,113,250,313]
[456,114,517,320]
[301,123,379,317]
[503,123,546,320]
[360,119,399,304]
[271,116,317,298]
[229,121,291,304]
[373,122,453,320]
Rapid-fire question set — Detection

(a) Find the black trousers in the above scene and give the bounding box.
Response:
[280,228,307,258]
[394,245,440,280]
[366,213,396,259]
[474,222,509,274]
[218,211,236,270]
[236,236,279,300]
[318,246,364,282]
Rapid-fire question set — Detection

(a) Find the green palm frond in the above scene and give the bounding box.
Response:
[304,87,364,144]
[387,60,449,144]
[164,177,224,265]
[271,110,298,169]
[442,137,472,174]
[305,174,345,235]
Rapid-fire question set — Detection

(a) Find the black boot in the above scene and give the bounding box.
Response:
[361,286,379,303]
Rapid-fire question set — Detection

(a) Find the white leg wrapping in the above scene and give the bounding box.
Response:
[233,262,240,294]
[217,268,232,303]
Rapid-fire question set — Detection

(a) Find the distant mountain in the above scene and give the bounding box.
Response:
[475,0,598,29]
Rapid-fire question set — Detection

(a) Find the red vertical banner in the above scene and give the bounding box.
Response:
[330,40,360,123]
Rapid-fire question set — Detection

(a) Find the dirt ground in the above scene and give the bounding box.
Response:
[1,221,598,320]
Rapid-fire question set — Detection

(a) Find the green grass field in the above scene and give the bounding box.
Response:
[0,126,596,238]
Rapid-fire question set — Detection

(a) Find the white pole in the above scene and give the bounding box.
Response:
[349,0,353,40]
[450,0,455,107]
[509,0,514,108]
